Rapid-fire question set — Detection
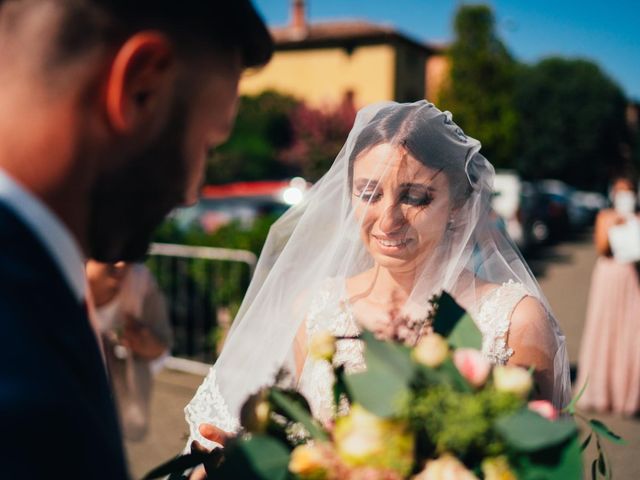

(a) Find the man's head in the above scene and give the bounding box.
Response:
[0,0,272,261]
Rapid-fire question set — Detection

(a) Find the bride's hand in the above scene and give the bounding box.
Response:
[198,423,230,446]
[187,424,230,479]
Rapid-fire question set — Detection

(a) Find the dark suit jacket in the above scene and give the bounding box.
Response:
[0,202,129,479]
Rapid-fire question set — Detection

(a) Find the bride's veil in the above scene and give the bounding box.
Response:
[185,101,571,448]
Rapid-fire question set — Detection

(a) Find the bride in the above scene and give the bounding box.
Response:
[184,101,571,452]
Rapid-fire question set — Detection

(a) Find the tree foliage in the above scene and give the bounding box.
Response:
[205,91,299,184]
[515,58,629,189]
[280,97,357,181]
[438,5,520,169]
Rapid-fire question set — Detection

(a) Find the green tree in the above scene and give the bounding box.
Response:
[516,58,629,189]
[439,4,520,169]
[206,91,299,184]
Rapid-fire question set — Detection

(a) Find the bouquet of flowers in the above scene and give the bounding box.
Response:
[145,293,623,480]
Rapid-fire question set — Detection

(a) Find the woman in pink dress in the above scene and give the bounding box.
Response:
[577,175,640,415]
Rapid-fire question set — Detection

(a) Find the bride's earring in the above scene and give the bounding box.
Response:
[447,215,455,231]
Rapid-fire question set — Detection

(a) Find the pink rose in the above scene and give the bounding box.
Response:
[453,349,491,388]
[528,400,559,421]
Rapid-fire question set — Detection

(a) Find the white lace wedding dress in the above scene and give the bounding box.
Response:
[184,278,530,447]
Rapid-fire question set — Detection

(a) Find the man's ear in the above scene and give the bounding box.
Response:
[105,32,175,134]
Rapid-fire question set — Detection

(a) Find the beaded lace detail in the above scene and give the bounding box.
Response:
[474,279,529,365]
[297,278,530,424]
[184,369,240,450]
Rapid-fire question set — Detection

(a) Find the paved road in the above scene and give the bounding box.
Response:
[126,233,639,479]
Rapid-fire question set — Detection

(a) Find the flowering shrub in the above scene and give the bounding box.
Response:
[146,292,623,480]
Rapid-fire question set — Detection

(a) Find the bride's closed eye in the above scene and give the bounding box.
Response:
[354,189,382,203]
[400,190,433,207]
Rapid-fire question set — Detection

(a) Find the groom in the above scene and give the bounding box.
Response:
[0,1,271,478]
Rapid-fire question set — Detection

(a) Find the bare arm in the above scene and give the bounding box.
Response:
[506,296,557,402]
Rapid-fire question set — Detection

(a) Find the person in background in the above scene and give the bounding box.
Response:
[87,260,172,441]
[577,174,640,415]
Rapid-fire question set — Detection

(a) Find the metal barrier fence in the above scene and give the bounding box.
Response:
[146,243,257,366]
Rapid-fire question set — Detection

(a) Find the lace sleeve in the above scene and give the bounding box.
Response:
[184,369,241,450]
[474,280,529,365]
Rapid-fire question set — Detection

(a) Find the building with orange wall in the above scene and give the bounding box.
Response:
[240,0,449,108]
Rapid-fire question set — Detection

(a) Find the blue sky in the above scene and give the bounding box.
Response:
[253,0,640,101]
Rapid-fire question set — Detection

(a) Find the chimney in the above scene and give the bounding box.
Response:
[291,0,308,37]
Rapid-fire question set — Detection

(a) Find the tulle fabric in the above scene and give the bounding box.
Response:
[185,101,571,447]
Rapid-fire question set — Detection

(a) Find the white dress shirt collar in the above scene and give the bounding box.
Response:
[0,168,86,301]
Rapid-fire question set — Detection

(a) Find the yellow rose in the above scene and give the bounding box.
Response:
[482,456,517,480]
[493,365,533,398]
[309,331,336,361]
[412,333,449,368]
[334,404,414,476]
[289,444,330,479]
[413,454,478,480]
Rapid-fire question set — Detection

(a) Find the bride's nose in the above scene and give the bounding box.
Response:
[378,201,406,233]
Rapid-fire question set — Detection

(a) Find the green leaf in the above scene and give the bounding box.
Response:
[217,435,291,480]
[333,364,351,409]
[269,389,328,441]
[563,379,588,415]
[591,459,598,480]
[511,435,583,480]
[589,419,626,445]
[598,452,606,476]
[432,292,482,350]
[437,357,473,393]
[142,451,210,479]
[496,408,577,452]
[360,330,415,381]
[343,331,414,417]
[581,433,592,451]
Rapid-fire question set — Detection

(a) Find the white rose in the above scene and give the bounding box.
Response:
[493,365,533,398]
[413,454,478,480]
[412,334,449,368]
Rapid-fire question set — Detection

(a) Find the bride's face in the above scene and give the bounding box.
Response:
[352,143,452,272]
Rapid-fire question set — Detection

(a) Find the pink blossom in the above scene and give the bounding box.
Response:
[528,400,559,420]
[453,349,491,388]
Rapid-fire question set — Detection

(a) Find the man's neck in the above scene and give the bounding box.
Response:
[0,94,92,256]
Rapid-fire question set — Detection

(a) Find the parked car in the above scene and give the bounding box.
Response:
[170,178,308,234]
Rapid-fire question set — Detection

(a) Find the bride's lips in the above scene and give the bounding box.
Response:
[373,234,413,252]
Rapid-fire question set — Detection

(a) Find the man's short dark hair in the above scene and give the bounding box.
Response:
[54,0,273,68]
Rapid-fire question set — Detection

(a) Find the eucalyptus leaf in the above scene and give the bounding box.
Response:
[511,435,583,480]
[344,370,411,418]
[431,292,482,350]
[217,435,291,480]
[589,419,626,445]
[360,330,415,382]
[343,331,414,417]
[496,409,577,452]
[269,389,328,441]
